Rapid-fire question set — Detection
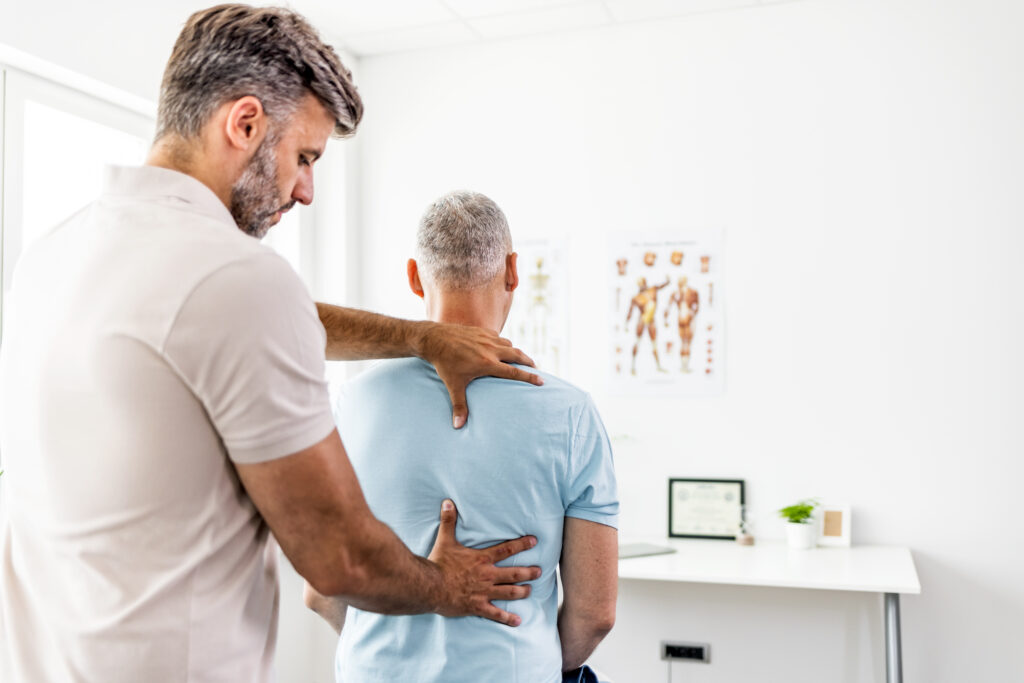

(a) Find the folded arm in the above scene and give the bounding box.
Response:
[315,303,541,427]
[235,429,540,623]
[558,517,618,671]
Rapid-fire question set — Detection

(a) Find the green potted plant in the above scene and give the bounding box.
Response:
[778,499,819,550]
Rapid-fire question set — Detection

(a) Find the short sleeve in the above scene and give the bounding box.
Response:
[564,395,619,528]
[163,252,335,464]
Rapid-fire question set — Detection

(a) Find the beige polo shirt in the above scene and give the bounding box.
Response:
[0,165,336,682]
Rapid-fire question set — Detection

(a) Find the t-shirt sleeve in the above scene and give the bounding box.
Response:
[163,252,336,464]
[564,394,619,528]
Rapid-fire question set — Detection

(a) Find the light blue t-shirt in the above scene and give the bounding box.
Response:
[332,358,618,683]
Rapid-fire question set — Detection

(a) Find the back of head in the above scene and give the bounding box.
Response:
[416,191,512,289]
[157,3,363,140]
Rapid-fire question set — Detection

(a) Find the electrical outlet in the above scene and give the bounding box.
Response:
[661,641,710,663]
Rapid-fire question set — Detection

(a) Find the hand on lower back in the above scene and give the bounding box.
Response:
[427,499,541,626]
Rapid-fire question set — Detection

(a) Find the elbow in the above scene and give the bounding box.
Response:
[592,607,616,636]
[564,602,616,638]
[583,602,616,638]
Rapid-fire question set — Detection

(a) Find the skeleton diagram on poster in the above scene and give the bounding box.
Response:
[504,239,568,376]
[609,232,724,396]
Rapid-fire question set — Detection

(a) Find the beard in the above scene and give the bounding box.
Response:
[229,133,292,239]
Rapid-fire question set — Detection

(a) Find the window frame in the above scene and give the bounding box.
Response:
[0,67,155,336]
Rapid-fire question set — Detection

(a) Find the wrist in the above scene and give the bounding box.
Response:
[403,321,428,362]
[408,319,436,361]
[424,557,450,614]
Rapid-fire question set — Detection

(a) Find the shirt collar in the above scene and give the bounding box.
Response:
[101,165,238,230]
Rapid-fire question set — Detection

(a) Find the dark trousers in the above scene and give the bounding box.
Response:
[562,664,599,683]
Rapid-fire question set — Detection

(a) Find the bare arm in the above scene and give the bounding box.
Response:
[315,303,542,428]
[235,429,540,624]
[557,518,618,671]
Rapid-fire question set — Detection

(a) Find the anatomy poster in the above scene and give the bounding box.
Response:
[505,239,568,376]
[609,232,724,396]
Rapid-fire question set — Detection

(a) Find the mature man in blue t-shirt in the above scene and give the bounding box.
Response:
[304,191,619,683]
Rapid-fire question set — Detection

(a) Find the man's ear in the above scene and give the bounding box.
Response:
[224,96,267,152]
[407,259,425,298]
[505,252,519,292]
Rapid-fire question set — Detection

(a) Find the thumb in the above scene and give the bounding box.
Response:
[437,498,458,542]
[445,380,469,429]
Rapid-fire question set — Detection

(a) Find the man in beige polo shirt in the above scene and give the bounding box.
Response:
[0,6,541,682]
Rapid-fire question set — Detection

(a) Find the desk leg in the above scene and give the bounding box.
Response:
[885,592,903,683]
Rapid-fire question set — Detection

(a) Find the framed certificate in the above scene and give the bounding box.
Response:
[668,478,745,540]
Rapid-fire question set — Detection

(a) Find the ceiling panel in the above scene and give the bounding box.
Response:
[469,3,611,40]
[604,0,757,23]
[298,0,455,36]
[442,0,593,19]
[341,21,479,56]
[295,0,795,57]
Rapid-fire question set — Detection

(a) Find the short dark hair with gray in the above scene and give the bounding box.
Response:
[157,4,363,140]
[417,191,513,289]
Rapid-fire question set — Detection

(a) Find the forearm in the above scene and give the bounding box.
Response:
[557,606,613,671]
[313,512,446,615]
[557,519,618,670]
[316,302,429,361]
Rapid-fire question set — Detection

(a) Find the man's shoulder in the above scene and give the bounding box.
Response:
[354,363,595,442]
[164,249,317,362]
[515,366,592,407]
[349,357,434,388]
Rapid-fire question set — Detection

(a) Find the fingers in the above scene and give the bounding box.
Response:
[443,380,469,429]
[491,363,543,387]
[477,604,523,627]
[496,344,537,369]
[485,535,538,562]
[492,565,542,585]
[436,499,458,542]
[487,583,532,601]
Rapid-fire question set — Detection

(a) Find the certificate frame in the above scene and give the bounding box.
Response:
[668,478,745,540]
[817,503,852,547]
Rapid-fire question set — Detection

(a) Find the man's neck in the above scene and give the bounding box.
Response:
[427,291,504,335]
[146,137,235,209]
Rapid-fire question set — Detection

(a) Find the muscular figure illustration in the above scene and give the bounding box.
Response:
[664,276,700,372]
[626,276,671,374]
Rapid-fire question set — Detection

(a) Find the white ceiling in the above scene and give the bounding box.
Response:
[294,0,802,57]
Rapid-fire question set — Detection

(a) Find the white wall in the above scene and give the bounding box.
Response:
[0,2,192,102]
[352,0,1024,680]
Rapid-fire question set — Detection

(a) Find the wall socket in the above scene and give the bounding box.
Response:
[661,641,711,663]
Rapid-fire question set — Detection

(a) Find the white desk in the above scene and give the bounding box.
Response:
[619,538,921,682]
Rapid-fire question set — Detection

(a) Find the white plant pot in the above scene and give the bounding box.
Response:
[785,522,817,550]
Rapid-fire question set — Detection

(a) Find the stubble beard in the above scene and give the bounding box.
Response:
[230,133,287,240]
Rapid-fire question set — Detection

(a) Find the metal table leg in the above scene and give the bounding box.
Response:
[885,593,903,683]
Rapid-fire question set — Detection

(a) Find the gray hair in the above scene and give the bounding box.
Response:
[156,4,362,140]
[417,191,513,289]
